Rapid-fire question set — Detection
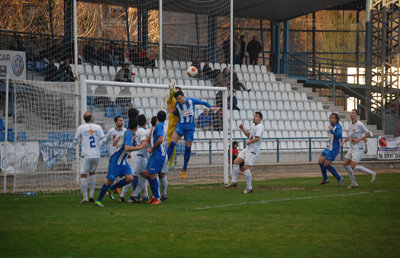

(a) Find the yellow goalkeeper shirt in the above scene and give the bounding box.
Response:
[166,89,179,139]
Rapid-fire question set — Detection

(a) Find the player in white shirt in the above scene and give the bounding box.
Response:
[73,112,106,203]
[226,112,264,194]
[341,109,377,188]
[120,114,150,202]
[103,116,126,195]
[105,116,126,149]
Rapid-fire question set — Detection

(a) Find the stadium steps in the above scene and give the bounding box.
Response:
[275,74,384,137]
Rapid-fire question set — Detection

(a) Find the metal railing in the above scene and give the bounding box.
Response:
[284,53,400,133]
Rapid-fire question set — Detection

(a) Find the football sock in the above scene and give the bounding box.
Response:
[132,175,146,198]
[354,165,375,175]
[89,175,96,199]
[232,164,240,183]
[183,146,192,171]
[109,178,128,190]
[244,169,252,190]
[160,176,168,197]
[97,184,109,201]
[167,142,176,162]
[345,165,357,184]
[80,178,88,200]
[120,184,131,198]
[143,181,149,198]
[319,163,328,181]
[132,176,139,190]
[326,165,341,181]
[168,148,176,166]
[148,177,160,199]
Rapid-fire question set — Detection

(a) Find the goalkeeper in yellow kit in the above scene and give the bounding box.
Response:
[166,81,181,169]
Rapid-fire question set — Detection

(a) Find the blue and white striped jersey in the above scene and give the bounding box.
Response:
[326,123,342,151]
[175,98,212,125]
[109,130,134,166]
[151,122,166,157]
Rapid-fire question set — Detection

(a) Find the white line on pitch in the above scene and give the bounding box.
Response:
[194,190,388,210]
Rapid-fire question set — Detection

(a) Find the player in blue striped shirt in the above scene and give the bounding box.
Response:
[166,91,217,179]
[318,113,343,187]
[95,119,138,207]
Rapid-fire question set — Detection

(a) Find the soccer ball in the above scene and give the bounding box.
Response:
[187,66,198,77]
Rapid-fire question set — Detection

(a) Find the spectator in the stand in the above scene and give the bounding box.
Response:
[216,90,240,111]
[213,68,229,87]
[197,108,214,130]
[97,45,109,66]
[83,40,98,65]
[59,59,75,82]
[233,33,241,65]
[107,41,118,66]
[212,108,224,131]
[114,63,133,82]
[45,58,60,81]
[232,72,250,92]
[239,35,246,65]
[228,91,240,111]
[138,47,155,68]
[203,62,220,80]
[228,141,239,164]
[222,36,230,64]
[9,35,25,51]
[246,36,262,65]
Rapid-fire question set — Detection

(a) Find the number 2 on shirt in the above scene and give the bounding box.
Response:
[89,136,96,148]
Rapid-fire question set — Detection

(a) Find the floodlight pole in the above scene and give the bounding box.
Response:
[3,75,9,194]
[228,0,234,184]
[159,0,163,84]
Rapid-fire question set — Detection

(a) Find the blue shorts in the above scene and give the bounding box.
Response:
[321,148,339,161]
[106,162,133,181]
[146,154,166,175]
[175,123,195,142]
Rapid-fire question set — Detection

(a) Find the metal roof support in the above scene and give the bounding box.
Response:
[283,20,289,74]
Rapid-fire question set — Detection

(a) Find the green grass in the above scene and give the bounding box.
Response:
[1,173,400,257]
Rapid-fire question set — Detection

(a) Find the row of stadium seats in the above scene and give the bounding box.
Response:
[190,140,348,152]
[0,131,27,142]
[72,61,274,83]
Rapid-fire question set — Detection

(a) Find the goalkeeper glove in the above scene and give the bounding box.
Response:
[169,80,176,92]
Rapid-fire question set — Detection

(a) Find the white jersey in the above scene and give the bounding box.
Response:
[134,126,150,157]
[105,127,126,148]
[348,120,370,150]
[74,123,105,159]
[246,122,264,155]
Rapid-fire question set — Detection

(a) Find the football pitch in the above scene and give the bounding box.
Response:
[1,173,399,257]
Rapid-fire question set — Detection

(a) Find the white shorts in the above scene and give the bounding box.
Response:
[345,148,364,163]
[80,158,99,175]
[129,154,148,176]
[237,149,259,166]
[161,157,168,174]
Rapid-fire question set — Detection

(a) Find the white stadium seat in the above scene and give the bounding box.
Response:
[101,66,109,75]
[84,64,93,75]
[93,65,101,75]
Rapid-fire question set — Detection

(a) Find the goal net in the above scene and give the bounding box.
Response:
[6,78,228,192]
[8,79,79,192]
